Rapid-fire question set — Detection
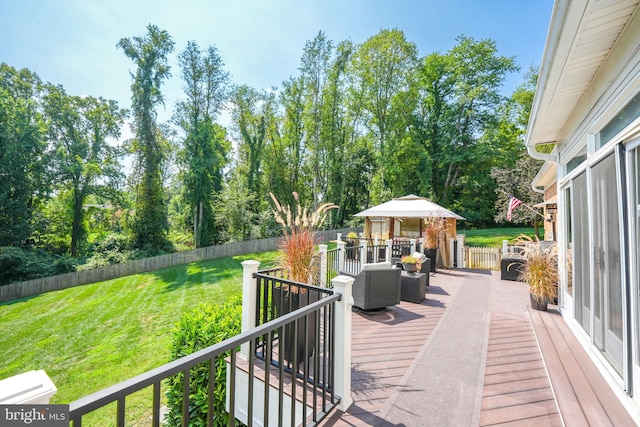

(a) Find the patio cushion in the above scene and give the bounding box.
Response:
[361,261,392,271]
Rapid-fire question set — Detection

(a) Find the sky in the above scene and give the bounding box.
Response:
[1,0,554,127]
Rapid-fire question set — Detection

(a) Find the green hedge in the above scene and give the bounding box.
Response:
[165,296,243,427]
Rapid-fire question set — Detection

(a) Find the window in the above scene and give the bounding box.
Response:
[599,93,640,149]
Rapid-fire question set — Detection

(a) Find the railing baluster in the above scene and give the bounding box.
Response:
[182,368,190,427]
[229,348,236,427]
[323,299,328,411]
[117,396,125,427]
[248,340,255,427]
[152,381,160,427]
[207,358,215,427]
[330,302,336,404]
[291,317,298,427]
[278,327,285,426]
[264,330,272,425]
[302,312,309,424]
[313,308,320,422]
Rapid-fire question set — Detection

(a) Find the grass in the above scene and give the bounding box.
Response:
[0,250,278,426]
[459,227,536,247]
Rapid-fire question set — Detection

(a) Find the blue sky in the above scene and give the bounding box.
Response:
[1,0,553,125]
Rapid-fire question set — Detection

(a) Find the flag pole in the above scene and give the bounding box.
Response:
[499,189,546,219]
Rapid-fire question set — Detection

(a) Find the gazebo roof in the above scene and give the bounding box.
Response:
[354,194,465,220]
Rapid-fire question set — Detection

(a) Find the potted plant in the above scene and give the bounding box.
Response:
[269,192,338,366]
[516,235,558,311]
[401,255,420,273]
[423,216,445,273]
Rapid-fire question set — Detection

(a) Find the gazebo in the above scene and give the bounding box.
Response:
[354,194,465,266]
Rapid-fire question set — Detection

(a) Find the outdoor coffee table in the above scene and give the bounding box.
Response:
[400,271,426,303]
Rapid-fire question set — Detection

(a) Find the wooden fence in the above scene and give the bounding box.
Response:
[464,246,501,271]
[0,228,358,303]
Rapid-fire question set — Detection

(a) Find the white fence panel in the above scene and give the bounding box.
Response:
[464,246,501,271]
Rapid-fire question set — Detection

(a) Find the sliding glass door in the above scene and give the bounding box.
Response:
[591,152,624,374]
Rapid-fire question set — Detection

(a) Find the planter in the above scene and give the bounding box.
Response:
[425,248,438,273]
[402,263,418,273]
[530,293,548,311]
[272,287,319,367]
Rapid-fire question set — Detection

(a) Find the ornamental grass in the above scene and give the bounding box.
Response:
[270,192,338,285]
[516,235,559,304]
[424,216,445,249]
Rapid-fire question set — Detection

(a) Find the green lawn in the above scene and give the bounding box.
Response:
[0,250,278,425]
[459,227,536,247]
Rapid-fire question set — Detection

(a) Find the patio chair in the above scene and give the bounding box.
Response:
[341,262,401,311]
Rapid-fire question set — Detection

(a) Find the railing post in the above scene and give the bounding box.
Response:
[241,260,260,360]
[337,239,346,273]
[359,238,367,266]
[410,238,416,255]
[337,232,342,242]
[373,236,378,261]
[502,239,508,256]
[457,235,465,268]
[386,239,393,263]
[331,275,354,411]
[449,237,455,268]
[319,244,328,286]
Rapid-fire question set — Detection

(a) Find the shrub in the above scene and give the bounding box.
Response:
[0,247,54,285]
[165,296,242,427]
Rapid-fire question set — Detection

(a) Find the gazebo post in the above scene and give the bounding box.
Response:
[389,218,395,238]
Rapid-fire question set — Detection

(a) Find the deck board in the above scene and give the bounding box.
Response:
[317,271,637,426]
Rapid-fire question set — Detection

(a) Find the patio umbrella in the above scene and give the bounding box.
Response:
[354,194,465,220]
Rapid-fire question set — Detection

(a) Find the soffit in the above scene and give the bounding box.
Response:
[526,0,640,147]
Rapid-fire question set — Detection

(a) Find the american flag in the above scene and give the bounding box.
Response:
[507,196,523,221]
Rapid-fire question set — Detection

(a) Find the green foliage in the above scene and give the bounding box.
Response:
[0,63,49,247]
[174,41,231,247]
[78,232,147,270]
[43,84,126,256]
[0,247,54,284]
[165,297,242,427]
[118,24,175,253]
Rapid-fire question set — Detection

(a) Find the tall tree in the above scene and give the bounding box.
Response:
[414,36,518,221]
[273,75,305,200]
[300,31,333,205]
[118,24,175,252]
[43,85,126,256]
[349,29,418,202]
[0,63,49,247]
[230,85,274,211]
[174,41,231,247]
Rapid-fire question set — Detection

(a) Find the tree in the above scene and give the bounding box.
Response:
[490,66,544,232]
[174,41,231,247]
[300,31,333,205]
[118,24,175,252]
[413,36,519,224]
[43,84,126,256]
[349,29,418,202]
[0,63,49,247]
[230,85,273,208]
[491,156,544,233]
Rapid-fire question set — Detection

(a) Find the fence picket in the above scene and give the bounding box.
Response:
[0,228,359,303]
[464,246,501,271]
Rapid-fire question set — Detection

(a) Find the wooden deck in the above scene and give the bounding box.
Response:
[319,269,638,427]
